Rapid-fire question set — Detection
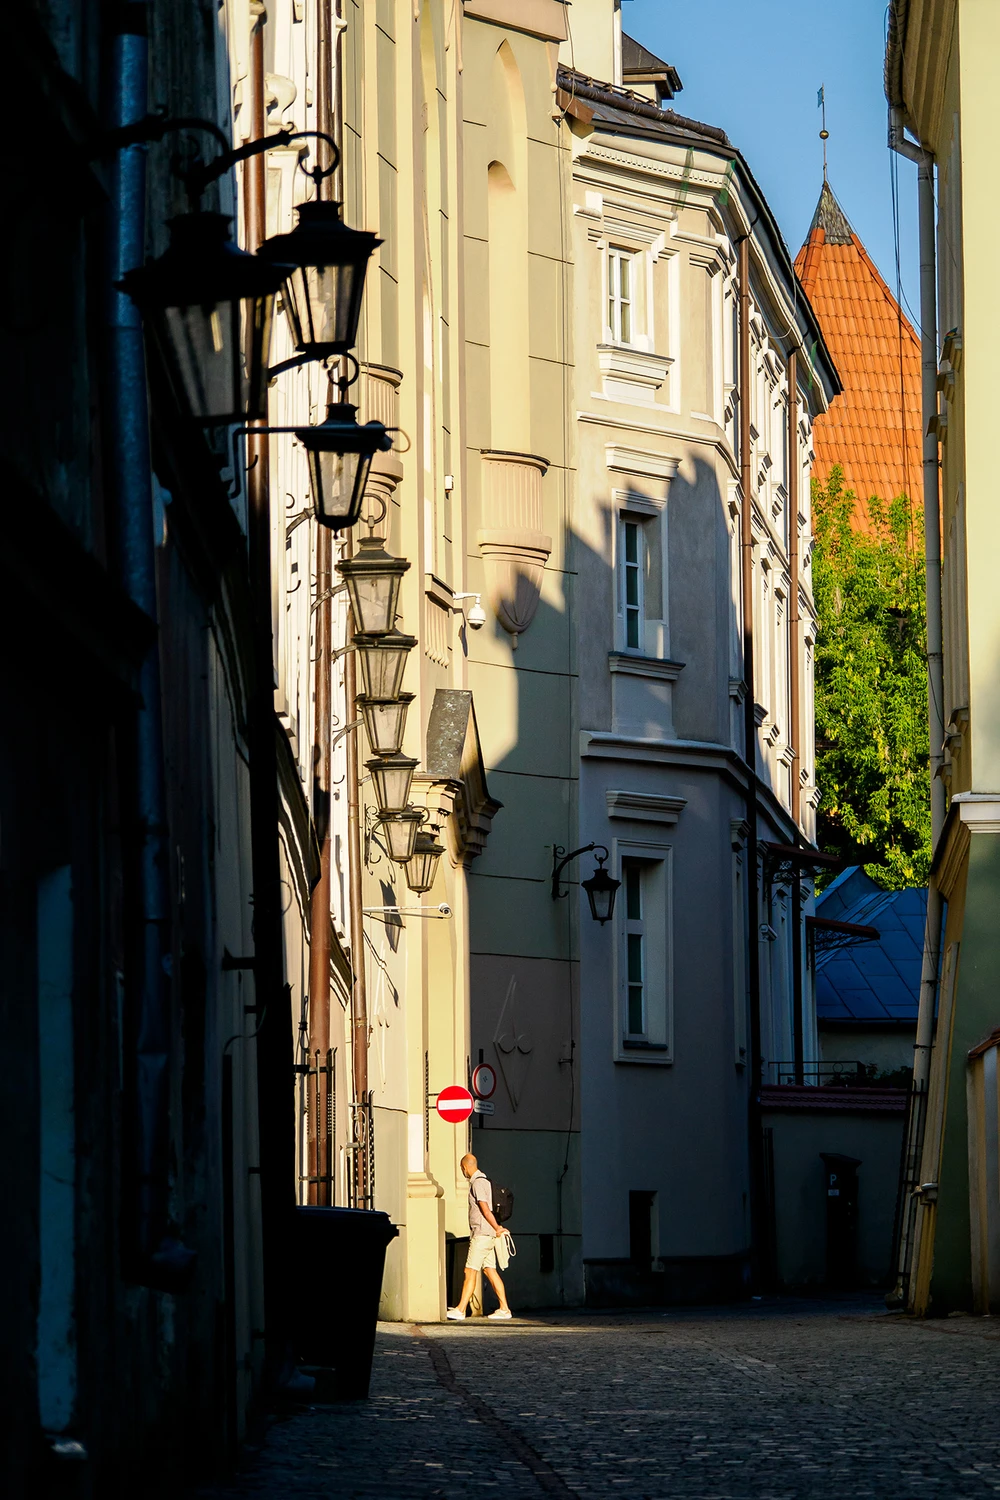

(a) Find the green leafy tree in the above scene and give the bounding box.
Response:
[811,466,931,888]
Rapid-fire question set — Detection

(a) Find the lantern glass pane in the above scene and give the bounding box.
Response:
[368,756,417,815]
[160,290,274,426]
[381,811,422,863]
[163,299,240,425]
[347,569,399,636]
[359,695,412,757]
[284,260,365,353]
[405,837,443,894]
[355,636,413,700]
[309,445,365,527]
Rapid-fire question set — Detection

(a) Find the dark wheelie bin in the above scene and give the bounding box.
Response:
[290,1205,398,1398]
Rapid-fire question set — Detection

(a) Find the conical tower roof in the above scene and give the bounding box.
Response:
[795,182,921,531]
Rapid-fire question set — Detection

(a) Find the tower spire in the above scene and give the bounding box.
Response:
[818,84,829,182]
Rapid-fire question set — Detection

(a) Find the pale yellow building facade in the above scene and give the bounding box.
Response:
[887,0,1000,1314]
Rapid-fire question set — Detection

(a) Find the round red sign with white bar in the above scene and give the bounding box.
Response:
[435,1085,475,1123]
[471,1063,497,1100]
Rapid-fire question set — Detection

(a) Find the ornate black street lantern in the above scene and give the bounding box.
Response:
[358,693,414,757]
[259,200,380,359]
[367,754,418,815]
[354,630,416,701]
[379,808,425,864]
[581,853,621,925]
[296,402,392,531]
[404,833,445,894]
[337,534,410,635]
[119,212,288,425]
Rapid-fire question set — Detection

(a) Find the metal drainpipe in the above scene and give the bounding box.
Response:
[888,109,944,1304]
[107,1,194,1284]
[787,350,805,1086]
[244,6,295,1373]
[306,0,336,1209]
[334,1,370,1204]
[738,234,766,1283]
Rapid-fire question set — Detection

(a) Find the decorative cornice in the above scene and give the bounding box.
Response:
[608,652,684,683]
[419,689,502,865]
[605,443,680,483]
[606,790,687,825]
[933,794,1000,900]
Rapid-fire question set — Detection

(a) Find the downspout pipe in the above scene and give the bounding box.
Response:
[107,1,194,1286]
[787,350,804,1086]
[738,234,766,1286]
[888,105,945,1303]
[307,0,337,1205]
[333,0,370,1202]
[243,8,297,1379]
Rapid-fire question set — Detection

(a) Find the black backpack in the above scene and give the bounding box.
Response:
[493,1184,514,1224]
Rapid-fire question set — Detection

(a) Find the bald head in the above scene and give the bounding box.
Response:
[460,1153,478,1178]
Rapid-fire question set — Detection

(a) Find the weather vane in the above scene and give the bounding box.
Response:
[818,84,829,182]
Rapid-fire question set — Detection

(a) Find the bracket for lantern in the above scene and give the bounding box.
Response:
[551,842,621,925]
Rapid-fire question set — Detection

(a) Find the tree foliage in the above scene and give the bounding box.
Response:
[811,466,931,888]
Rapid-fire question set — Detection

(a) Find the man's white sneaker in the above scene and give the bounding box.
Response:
[487,1308,513,1320]
[446,1307,466,1320]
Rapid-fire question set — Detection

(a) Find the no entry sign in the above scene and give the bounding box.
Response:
[435,1085,474,1124]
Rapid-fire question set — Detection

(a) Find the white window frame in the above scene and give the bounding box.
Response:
[607,245,640,346]
[614,492,668,658]
[613,840,673,1065]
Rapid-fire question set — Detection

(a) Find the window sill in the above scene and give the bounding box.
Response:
[609,652,684,683]
[621,1039,670,1051]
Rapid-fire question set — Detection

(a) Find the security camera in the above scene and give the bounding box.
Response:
[467,597,486,630]
[438,903,453,918]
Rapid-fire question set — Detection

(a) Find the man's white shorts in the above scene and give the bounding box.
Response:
[465,1234,498,1271]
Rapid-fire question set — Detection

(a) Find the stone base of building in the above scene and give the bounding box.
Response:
[584,1253,751,1307]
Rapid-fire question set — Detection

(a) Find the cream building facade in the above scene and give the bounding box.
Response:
[886,0,1000,1315]
[220,0,837,1322]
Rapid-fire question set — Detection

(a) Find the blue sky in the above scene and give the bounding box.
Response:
[622,0,919,317]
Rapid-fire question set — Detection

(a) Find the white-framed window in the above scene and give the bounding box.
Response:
[608,247,636,345]
[624,861,646,1036]
[622,517,644,651]
[615,844,672,1063]
[615,497,666,657]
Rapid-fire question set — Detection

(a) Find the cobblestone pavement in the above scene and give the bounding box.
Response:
[195,1298,1000,1499]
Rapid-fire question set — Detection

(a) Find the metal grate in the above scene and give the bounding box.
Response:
[347,1091,375,1210]
[303,1047,337,1204]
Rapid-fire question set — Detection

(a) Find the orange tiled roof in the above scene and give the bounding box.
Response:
[795,182,922,531]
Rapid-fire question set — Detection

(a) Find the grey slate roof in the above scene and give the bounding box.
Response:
[815,866,926,1024]
[808,181,853,246]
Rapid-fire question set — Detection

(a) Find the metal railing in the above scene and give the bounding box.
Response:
[765,1060,901,1088]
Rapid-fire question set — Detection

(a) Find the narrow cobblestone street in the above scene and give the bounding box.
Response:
[194,1298,1000,1499]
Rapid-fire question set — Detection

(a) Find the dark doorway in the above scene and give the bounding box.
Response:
[629,1191,656,1268]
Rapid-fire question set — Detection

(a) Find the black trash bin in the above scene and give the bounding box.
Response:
[820,1152,861,1289]
[291,1206,398,1398]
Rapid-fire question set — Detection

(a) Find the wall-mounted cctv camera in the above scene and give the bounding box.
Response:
[453,592,486,630]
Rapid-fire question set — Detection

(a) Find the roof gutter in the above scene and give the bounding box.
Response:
[556,69,729,145]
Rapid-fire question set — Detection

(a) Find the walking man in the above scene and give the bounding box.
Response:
[447,1153,512,1321]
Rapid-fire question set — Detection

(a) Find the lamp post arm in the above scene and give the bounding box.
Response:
[552,841,609,900]
[185,128,339,200]
[90,117,340,206]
